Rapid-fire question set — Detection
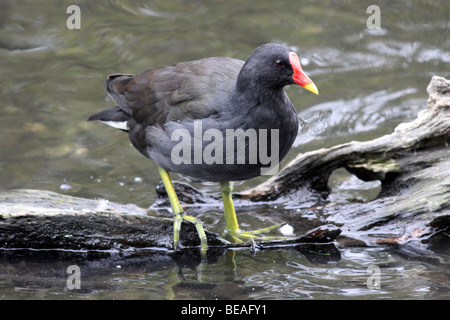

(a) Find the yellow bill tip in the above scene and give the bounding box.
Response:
[303,82,319,95]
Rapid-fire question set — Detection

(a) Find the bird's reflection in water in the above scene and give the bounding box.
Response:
[166,242,341,299]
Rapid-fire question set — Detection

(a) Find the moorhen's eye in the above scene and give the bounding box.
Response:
[275,59,284,67]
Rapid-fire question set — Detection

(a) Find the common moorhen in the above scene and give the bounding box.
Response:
[88,43,318,254]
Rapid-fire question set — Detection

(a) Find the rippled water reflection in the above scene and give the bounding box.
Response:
[0,0,449,299]
[1,247,448,300]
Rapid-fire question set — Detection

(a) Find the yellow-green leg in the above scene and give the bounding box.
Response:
[157,166,207,255]
[220,181,240,241]
[220,181,284,243]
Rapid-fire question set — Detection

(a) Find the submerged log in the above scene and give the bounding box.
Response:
[0,76,448,256]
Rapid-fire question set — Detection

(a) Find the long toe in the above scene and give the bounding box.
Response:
[180,213,208,255]
[224,223,293,244]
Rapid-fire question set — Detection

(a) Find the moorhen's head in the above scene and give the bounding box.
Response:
[238,43,318,94]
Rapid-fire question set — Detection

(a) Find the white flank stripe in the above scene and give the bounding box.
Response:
[100,120,129,131]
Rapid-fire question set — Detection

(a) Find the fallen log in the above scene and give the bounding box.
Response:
[0,76,448,258]
[0,189,225,251]
[239,76,450,252]
[0,189,340,254]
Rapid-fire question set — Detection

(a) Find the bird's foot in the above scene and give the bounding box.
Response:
[224,223,293,244]
[173,212,207,256]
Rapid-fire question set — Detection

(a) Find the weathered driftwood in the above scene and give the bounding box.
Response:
[235,75,450,251]
[0,76,449,257]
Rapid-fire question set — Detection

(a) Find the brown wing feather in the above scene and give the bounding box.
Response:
[105,57,244,128]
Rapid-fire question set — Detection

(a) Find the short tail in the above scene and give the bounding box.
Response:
[88,106,130,132]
